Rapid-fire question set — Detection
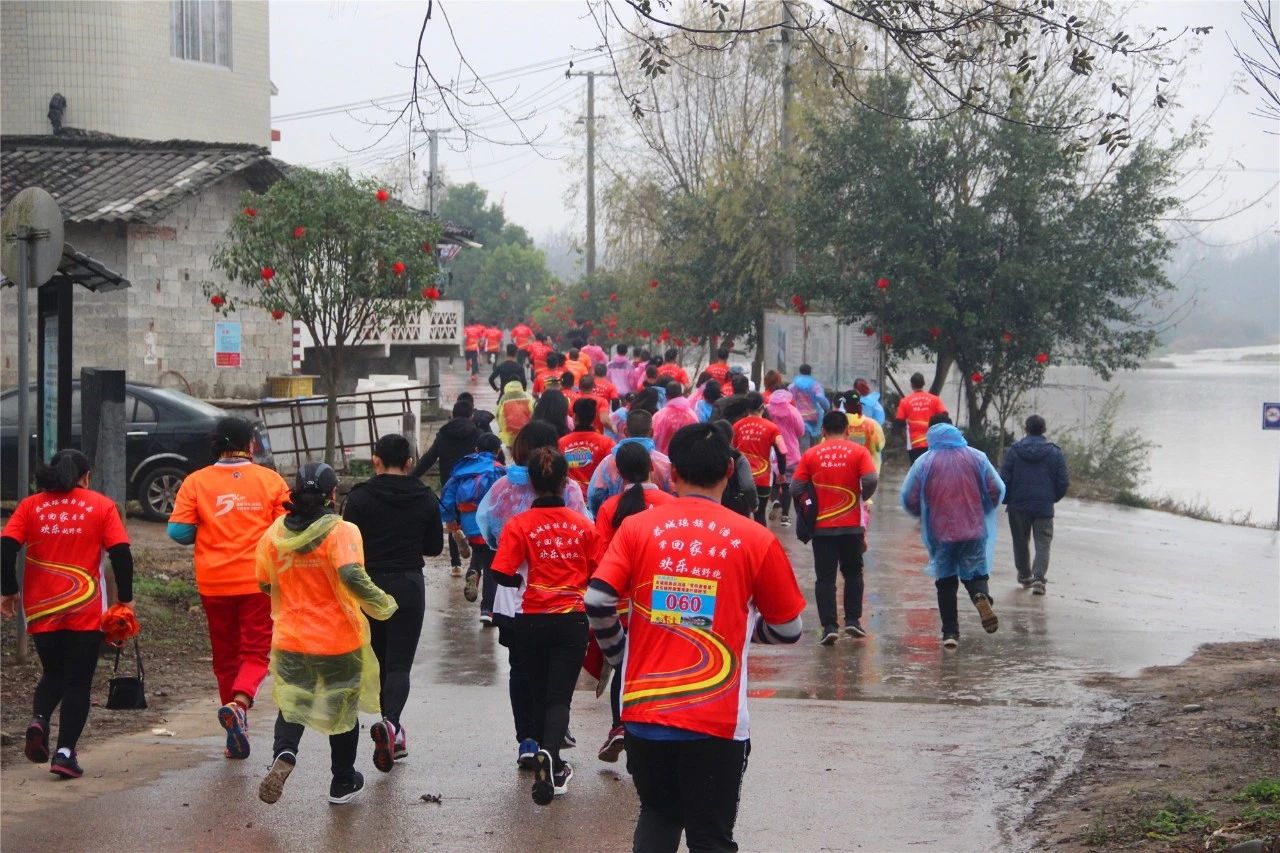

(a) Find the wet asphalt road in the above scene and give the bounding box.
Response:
[2,372,1276,851]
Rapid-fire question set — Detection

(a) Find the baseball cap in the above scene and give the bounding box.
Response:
[294,461,338,495]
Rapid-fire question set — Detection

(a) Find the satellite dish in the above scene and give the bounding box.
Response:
[1,187,64,286]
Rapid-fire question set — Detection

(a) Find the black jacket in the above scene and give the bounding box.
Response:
[343,474,443,572]
[489,359,526,392]
[411,417,481,485]
[999,435,1069,518]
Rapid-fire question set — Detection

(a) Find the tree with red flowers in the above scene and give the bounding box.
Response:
[210,168,441,462]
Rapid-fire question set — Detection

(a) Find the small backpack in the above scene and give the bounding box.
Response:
[455,466,504,513]
[720,452,755,517]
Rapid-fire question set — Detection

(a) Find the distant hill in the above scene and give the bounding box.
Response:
[1156,235,1280,352]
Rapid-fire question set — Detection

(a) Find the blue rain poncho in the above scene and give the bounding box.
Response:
[900,424,1005,581]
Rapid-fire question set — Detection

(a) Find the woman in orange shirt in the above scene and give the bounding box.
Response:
[255,462,397,805]
[168,417,289,759]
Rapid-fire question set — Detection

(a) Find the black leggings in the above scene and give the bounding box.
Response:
[368,570,425,728]
[33,630,103,751]
[272,712,359,781]
[510,613,588,769]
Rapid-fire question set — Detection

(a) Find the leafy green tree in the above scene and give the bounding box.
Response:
[210,168,441,462]
[793,77,1181,433]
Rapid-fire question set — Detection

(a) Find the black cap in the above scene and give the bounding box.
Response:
[294,461,338,495]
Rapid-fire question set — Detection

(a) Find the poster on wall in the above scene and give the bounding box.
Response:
[763,311,880,392]
[214,321,242,368]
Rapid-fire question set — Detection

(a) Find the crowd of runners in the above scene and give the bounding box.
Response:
[0,320,1069,852]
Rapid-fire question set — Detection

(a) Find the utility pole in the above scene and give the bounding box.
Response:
[569,71,611,279]
[425,127,453,216]
[780,1,795,281]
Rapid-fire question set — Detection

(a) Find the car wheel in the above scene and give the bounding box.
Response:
[138,466,186,521]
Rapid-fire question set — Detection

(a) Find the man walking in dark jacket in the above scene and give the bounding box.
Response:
[412,399,481,574]
[489,344,527,393]
[999,415,1069,595]
[343,434,444,771]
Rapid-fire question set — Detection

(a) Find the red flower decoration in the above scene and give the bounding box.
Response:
[709,300,720,312]
[649,279,659,289]
[640,330,651,339]
[970,371,984,384]
[270,308,285,321]
[660,329,671,342]
[689,336,700,345]
[1035,352,1049,365]
[261,266,275,281]
[210,295,225,307]
[881,334,893,345]
[421,242,433,254]
[392,261,406,277]
[376,188,390,204]
[609,292,618,302]
[421,286,441,300]
[607,331,616,339]
[674,338,684,347]
[293,226,306,239]
[876,277,890,291]
[1001,332,1014,343]
[243,207,257,218]
[548,295,558,303]
[580,290,590,300]
[929,326,942,340]
[863,326,876,337]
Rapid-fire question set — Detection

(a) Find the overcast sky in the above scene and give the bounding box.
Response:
[269,1,1280,253]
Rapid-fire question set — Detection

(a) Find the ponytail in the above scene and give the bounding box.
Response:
[34,449,90,493]
[612,482,648,530]
[611,442,653,529]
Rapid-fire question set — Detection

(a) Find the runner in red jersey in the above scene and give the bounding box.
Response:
[1,450,134,779]
[511,322,534,366]
[463,324,485,379]
[731,393,788,525]
[703,347,732,386]
[895,372,948,462]
[527,334,553,373]
[490,448,598,805]
[656,348,690,389]
[586,423,804,851]
[484,326,504,365]
[559,399,616,489]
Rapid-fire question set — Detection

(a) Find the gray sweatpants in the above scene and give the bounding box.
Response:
[1008,510,1054,582]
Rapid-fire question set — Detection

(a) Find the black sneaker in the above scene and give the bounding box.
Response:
[1017,576,1032,589]
[844,620,867,639]
[259,752,295,804]
[531,749,555,805]
[780,515,792,528]
[561,729,576,750]
[24,718,49,764]
[463,568,480,603]
[553,761,573,797]
[819,627,839,646]
[328,771,365,804]
[49,750,83,779]
[942,633,960,650]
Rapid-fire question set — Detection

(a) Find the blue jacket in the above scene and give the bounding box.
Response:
[999,435,1069,518]
[440,452,505,539]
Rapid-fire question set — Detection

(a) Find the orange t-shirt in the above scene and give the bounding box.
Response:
[656,363,690,388]
[527,341,552,372]
[484,327,504,351]
[491,506,598,614]
[170,460,290,596]
[463,324,485,352]
[560,430,616,488]
[512,324,533,348]
[565,360,589,384]
[896,391,947,449]
[2,487,129,633]
[703,363,731,386]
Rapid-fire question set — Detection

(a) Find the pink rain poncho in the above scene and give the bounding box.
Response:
[900,424,1005,580]
[766,390,805,466]
[651,395,699,454]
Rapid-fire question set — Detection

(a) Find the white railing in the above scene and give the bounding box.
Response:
[297,299,463,355]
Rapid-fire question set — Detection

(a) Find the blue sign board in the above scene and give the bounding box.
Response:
[1264,403,1280,430]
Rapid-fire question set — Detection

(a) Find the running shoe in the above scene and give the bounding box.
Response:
[24,718,49,764]
[780,515,792,528]
[518,738,539,769]
[974,595,999,633]
[1031,580,1046,596]
[328,771,365,804]
[1017,575,1032,589]
[844,620,867,639]
[258,752,295,804]
[450,564,464,578]
[394,725,409,760]
[217,702,250,759]
[598,725,626,763]
[49,750,83,779]
[561,729,576,749]
[942,633,959,650]
[531,749,556,805]
[553,761,573,797]
[370,719,396,773]
[479,611,494,627]
[768,501,782,522]
[452,528,472,560]
[464,568,480,603]
[819,627,839,646]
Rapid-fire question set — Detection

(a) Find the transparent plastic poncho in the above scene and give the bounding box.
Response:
[255,514,398,734]
[900,424,1006,581]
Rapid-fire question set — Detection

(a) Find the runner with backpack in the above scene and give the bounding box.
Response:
[441,434,507,624]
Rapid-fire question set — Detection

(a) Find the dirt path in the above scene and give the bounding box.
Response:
[1027,640,1280,851]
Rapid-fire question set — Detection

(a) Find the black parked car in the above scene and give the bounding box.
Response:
[1,382,274,521]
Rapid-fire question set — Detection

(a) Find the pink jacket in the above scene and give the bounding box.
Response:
[651,396,699,455]
[767,390,805,465]
[607,356,635,396]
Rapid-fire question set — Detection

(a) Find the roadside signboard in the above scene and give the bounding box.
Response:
[1264,403,1280,430]
[215,321,242,367]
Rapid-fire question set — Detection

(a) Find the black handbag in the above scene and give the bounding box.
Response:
[793,481,820,544]
[106,640,147,710]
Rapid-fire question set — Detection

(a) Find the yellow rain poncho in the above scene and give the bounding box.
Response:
[254,513,397,735]
[496,380,534,447]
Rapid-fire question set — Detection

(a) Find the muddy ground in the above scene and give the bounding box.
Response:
[1028,640,1280,851]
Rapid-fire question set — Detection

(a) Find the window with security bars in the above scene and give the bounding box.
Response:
[170,0,232,68]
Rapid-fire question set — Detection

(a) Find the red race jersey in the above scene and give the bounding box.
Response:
[560,430,616,488]
[483,327,503,351]
[793,438,876,530]
[593,497,805,740]
[2,488,129,633]
[527,341,552,371]
[593,376,619,401]
[703,362,731,386]
[656,363,690,388]
[463,324,484,352]
[511,324,533,348]
[733,415,783,487]
[896,391,947,449]
[491,505,598,614]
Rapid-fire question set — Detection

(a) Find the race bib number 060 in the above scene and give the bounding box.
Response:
[651,575,717,629]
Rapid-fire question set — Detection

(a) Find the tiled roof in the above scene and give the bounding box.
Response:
[0,134,284,224]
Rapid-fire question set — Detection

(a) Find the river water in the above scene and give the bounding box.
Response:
[920,344,1280,527]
